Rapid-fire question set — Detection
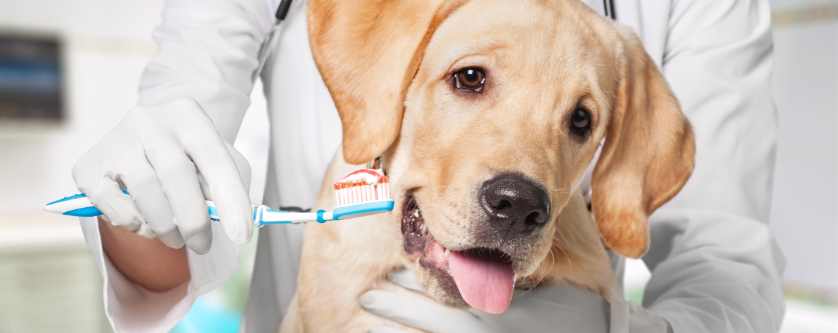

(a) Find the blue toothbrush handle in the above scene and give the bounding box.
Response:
[44,193,305,224]
[44,192,227,221]
[45,193,395,225]
[44,193,103,217]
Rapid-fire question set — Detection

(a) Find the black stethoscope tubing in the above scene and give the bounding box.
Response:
[603,0,617,20]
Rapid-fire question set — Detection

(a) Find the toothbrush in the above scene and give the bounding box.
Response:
[44,168,394,225]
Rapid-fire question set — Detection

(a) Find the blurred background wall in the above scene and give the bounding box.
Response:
[770,0,838,294]
[0,0,835,332]
[0,0,268,331]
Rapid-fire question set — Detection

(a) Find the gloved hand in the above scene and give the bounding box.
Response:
[360,269,612,333]
[72,98,252,254]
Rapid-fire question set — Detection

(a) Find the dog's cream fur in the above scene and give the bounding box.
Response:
[280,0,695,331]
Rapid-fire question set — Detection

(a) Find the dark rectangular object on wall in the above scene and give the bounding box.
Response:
[0,32,64,122]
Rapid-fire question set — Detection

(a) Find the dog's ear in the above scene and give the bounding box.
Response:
[591,29,695,258]
[308,0,464,164]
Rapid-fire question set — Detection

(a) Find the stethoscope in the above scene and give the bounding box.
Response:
[603,0,617,20]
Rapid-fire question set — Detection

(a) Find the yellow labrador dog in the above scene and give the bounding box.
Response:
[281,0,695,331]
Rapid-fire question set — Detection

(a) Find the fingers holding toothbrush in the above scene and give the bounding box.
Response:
[72,98,253,254]
[175,109,253,246]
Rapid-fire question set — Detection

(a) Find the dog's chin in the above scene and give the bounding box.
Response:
[401,193,528,314]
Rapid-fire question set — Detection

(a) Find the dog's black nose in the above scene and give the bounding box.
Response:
[480,173,550,235]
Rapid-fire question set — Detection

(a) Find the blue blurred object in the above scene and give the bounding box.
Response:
[171,298,241,333]
[0,32,64,121]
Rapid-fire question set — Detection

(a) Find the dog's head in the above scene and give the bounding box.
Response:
[309,0,694,314]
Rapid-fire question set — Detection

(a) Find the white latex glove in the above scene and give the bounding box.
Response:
[361,269,614,333]
[72,98,252,253]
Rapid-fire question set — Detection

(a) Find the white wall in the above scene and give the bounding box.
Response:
[770,18,838,291]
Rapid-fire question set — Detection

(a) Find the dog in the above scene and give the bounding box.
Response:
[280,0,695,331]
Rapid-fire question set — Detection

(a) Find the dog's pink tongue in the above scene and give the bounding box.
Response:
[447,251,514,314]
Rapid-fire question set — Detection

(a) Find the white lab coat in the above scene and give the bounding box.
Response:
[79,0,785,332]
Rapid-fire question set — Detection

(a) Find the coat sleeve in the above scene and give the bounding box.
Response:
[137,0,276,142]
[81,218,240,333]
[636,0,786,332]
[85,1,277,332]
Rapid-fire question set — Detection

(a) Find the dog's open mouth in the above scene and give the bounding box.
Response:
[401,194,516,314]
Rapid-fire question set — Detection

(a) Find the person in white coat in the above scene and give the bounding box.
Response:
[71,0,785,332]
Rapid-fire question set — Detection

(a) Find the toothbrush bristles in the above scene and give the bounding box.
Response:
[335,183,391,206]
[333,168,392,207]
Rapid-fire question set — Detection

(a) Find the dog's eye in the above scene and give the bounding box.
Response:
[569,107,592,139]
[452,67,486,93]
